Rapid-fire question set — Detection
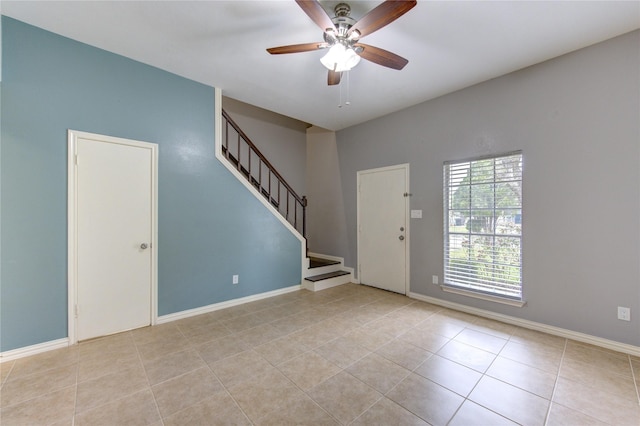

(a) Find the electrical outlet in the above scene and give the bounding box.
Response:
[617,307,630,321]
[232,275,239,285]
[432,275,439,285]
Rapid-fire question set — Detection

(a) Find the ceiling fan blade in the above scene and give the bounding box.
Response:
[267,42,328,55]
[328,70,341,85]
[348,0,417,38]
[355,43,409,70]
[295,0,336,32]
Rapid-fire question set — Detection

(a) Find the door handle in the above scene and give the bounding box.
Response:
[140,243,149,250]
[398,235,405,241]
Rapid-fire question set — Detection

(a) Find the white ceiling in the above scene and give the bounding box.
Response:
[3,1,639,130]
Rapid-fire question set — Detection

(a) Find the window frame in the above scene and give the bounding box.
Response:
[443,151,524,305]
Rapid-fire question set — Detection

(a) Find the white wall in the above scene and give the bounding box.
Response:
[335,31,640,346]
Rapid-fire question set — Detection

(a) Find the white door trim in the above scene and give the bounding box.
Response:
[67,130,158,345]
[357,163,410,294]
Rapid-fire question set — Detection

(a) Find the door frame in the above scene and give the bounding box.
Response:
[67,130,159,345]
[356,163,411,294]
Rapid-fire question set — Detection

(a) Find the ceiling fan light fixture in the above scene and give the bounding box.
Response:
[320,43,361,72]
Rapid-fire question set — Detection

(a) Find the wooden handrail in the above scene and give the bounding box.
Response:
[221,109,307,237]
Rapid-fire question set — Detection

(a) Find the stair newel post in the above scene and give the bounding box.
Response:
[302,196,308,238]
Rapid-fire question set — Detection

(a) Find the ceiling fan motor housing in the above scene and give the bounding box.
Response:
[332,3,358,38]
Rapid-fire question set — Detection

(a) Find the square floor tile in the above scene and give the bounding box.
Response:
[563,341,632,377]
[487,356,556,399]
[254,335,308,366]
[414,354,482,397]
[436,340,496,373]
[546,402,607,426]
[308,371,382,425]
[209,350,274,388]
[552,376,640,425]
[278,351,341,391]
[448,400,518,426]
[75,389,161,426]
[415,315,466,339]
[76,365,148,413]
[351,397,428,426]
[314,336,370,368]
[0,385,76,425]
[254,394,338,426]
[346,353,411,394]
[375,340,432,371]
[499,340,563,374]
[343,326,393,351]
[162,391,250,426]
[453,328,507,354]
[196,334,251,365]
[228,369,304,422]
[1,364,78,408]
[399,328,450,353]
[386,372,464,426]
[152,367,224,418]
[468,376,549,426]
[142,348,206,385]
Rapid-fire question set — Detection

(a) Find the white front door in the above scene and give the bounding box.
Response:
[357,164,409,294]
[69,130,157,342]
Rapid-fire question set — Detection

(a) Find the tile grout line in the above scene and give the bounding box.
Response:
[72,346,80,426]
[543,337,568,426]
[628,355,640,406]
[133,330,166,426]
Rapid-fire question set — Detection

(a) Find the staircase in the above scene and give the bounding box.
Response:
[221,109,351,291]
[221,109,307,236]
[303,254,353,291]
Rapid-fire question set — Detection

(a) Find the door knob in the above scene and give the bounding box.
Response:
[398,235,405,241]
[140,243,149,249]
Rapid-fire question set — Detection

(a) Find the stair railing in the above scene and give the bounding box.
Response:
[221,109,307,237]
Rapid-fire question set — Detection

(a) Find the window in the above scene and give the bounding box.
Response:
[444,152,523,301]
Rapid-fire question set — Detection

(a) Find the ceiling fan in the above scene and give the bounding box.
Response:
[267,0,417,85]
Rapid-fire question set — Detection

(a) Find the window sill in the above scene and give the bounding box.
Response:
[440,285,526,307]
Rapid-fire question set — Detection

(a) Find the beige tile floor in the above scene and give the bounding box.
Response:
[1,283,639,425]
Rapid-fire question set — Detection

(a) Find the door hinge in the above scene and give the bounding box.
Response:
[75,155,79,165]
[74,304,79,318]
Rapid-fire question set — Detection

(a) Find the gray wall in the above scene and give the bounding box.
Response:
[306,127,350,255]
[223,97,308,196]
[335,30,640,346]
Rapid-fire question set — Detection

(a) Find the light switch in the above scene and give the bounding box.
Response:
[411,209,422,219]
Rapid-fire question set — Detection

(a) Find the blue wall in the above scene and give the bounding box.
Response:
[0,17,302,352]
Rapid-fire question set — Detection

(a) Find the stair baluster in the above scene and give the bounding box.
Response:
[221,109,307,238]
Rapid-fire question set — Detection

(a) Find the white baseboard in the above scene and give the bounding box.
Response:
[157,284,301,324]
[0,338,70,363]
[1,286,301,362]
[409,292,640,357]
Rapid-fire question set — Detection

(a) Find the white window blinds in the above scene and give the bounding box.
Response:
[444,152,523,300]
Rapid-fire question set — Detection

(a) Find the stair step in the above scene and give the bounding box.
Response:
[305,270,350,282]
[309,257,341,269]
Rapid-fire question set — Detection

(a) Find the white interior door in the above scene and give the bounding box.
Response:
[70,131,156,341]
[358,164,409,294]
